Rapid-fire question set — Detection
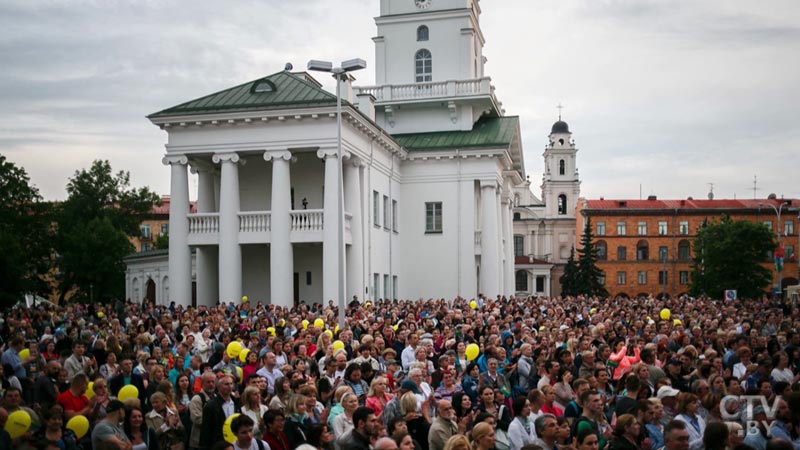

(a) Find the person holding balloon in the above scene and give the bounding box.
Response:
[35,405,79,450]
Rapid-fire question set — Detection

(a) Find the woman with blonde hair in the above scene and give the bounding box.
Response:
[285,394,311,448]
[608,414,640,450]
[326,385,354,430]
[365,376,393,418]
[401,392,430,450]
[332,392,358,438]
[471,422,496,450]
[674,392,706,450]
[443,434,471,450]
[242,385,269,436]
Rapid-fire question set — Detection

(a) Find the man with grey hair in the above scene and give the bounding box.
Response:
[374,437,399,450]
[532,414,558,450]
[429,400,458,450]
[200,375,240,450]
[188,371,216,450]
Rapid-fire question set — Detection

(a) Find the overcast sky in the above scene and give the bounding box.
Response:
[2,0,799,202]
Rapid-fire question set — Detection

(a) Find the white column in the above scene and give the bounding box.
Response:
[318,148,348,304]
[502,197,514,296]
[264,150,294,308]
[212,152,242,304]
[162,155,191,307]
[345,160,364,301]
[480,180,500,297]
[192,162,218,307]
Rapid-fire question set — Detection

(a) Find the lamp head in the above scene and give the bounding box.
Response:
[307,60,333,72]
[341,58,367,72]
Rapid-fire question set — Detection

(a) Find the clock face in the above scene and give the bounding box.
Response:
[415,0,432,9]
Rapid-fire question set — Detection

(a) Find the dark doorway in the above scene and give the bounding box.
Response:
[293,272,300,306]
[146,279,156,303]
[192,281,197,307]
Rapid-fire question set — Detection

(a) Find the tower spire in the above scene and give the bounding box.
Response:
[556,102,564,121]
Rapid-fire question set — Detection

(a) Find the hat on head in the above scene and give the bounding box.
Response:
[106,400,125,413]
[657,386,680,399]
[400,380,421,395]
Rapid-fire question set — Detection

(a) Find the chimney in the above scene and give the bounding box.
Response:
[337,73,356,104]
[356,93,376,121]
[647,195,657,201]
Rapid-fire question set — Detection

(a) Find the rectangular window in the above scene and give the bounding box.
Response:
[786,245,795,260]
[373,191,380,227]
[425,202,443,233]
[659,246,668,260]
[514,235,524,257]
[597,222,606,236]
[383,195,390,230]
[679,221,689,235]
[638,271,647,285]
[678,243,691,261]
[373,273,380,299]
[617,246,627,261]
[384,274,390,300]
[597,244,607,260]
[392,200,398,232]
[617,221,627,235]
[161,223,168,235]
[598,272,606,286]
[638,221,647,235]
[535,276,545,293]
[785,221,794,235]
[658,221,668,235]
[516,271,528,292]
[764,220,772,231]
[140,224,151,239]
[617,271,627,285]
[658,270,668,285]
[306,271,312,285]
[679,271,689,285]
[393,276,398,299]
[141,242,151,252]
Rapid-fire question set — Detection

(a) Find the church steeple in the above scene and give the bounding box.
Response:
[542,110,581,219]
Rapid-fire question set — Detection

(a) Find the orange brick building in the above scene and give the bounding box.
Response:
[130,196,197,252]
[575,196,799,298]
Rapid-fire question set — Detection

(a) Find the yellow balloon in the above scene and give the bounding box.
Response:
[660,309,671,320]
[365,301,371,308]
[332,340,345,352]
[302,319,309,330]
[239,348,250,363]
[469,300,477,310]
[118,385,139,401]
[280,319,286,327]
[589,308,597,315]
[324,330,333,338]
[334,325,340,334]
[18,348,30,360]
[465,343,480,361]
[267,327,276,336]
[97,311,105,318]
[86,381,95,400]
[226,341,242,359]
[314,318,325,329]
[242,296,248,303]
[673,319,682,326]
[646,316,652,322]
[5,410,31,439]
[222,413,241,443]
[236,366,243,381]
[66,415,90,439]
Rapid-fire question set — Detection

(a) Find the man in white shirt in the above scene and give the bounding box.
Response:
[401,333,419,371]
[256,352,283,394]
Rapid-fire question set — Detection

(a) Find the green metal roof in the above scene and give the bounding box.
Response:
[392,116,519,151]
[149,71,337,118]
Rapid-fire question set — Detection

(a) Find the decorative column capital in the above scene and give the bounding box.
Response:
[480,179,497,190]
[317,148,351,161]
[212,152,242,165]
[189,159,217,175]
[263,150,294,162]
[162,154,188,166]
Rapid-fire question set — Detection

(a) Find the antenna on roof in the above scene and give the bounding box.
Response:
[751,174,760,199]
[556,102,564,121]
[707,182,714,200]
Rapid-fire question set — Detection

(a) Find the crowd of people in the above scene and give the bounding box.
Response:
[1,293,799,450]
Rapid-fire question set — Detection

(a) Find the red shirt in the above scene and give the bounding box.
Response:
[57,389,89,412]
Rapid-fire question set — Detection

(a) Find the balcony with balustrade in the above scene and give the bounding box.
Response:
[186,210,353,246]
[354,77,498,106]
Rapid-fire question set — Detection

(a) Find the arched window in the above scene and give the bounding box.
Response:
[415,49,432,82]
[417,25,429,41]
[557,194,567,215]
[596,240,607,260]
[559,159,565,175]
[636,240,649,261]
[678,239,691,261]
[515,270,528,292]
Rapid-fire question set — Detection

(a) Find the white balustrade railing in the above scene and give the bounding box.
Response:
[239,211,270,233]
[188,213,219,234]
[344,212,353,232]
[354,77,493,102]
[474,231,482,246]
[291,209,324,232]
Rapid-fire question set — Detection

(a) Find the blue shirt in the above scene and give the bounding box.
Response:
[1,348,25,379]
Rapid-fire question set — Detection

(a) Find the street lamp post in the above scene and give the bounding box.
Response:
[760,201,788,298]
[308,58,366,329]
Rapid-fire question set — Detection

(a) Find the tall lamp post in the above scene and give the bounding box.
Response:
[308,58,366,329]
[760,201,788,298]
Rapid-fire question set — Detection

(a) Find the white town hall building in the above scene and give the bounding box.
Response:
[124,0,580,307]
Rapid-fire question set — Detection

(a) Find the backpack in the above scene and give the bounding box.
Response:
[570,415,599,441]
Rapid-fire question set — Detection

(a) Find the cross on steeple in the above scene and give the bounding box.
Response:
[556,103,564,120]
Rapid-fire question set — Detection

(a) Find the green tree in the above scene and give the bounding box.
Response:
[690,215,775,299]
[575,217,608,297]
[0,155,53,307]
[559,247,579,296]
[55,160,159,303]
[153,232,169,250]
